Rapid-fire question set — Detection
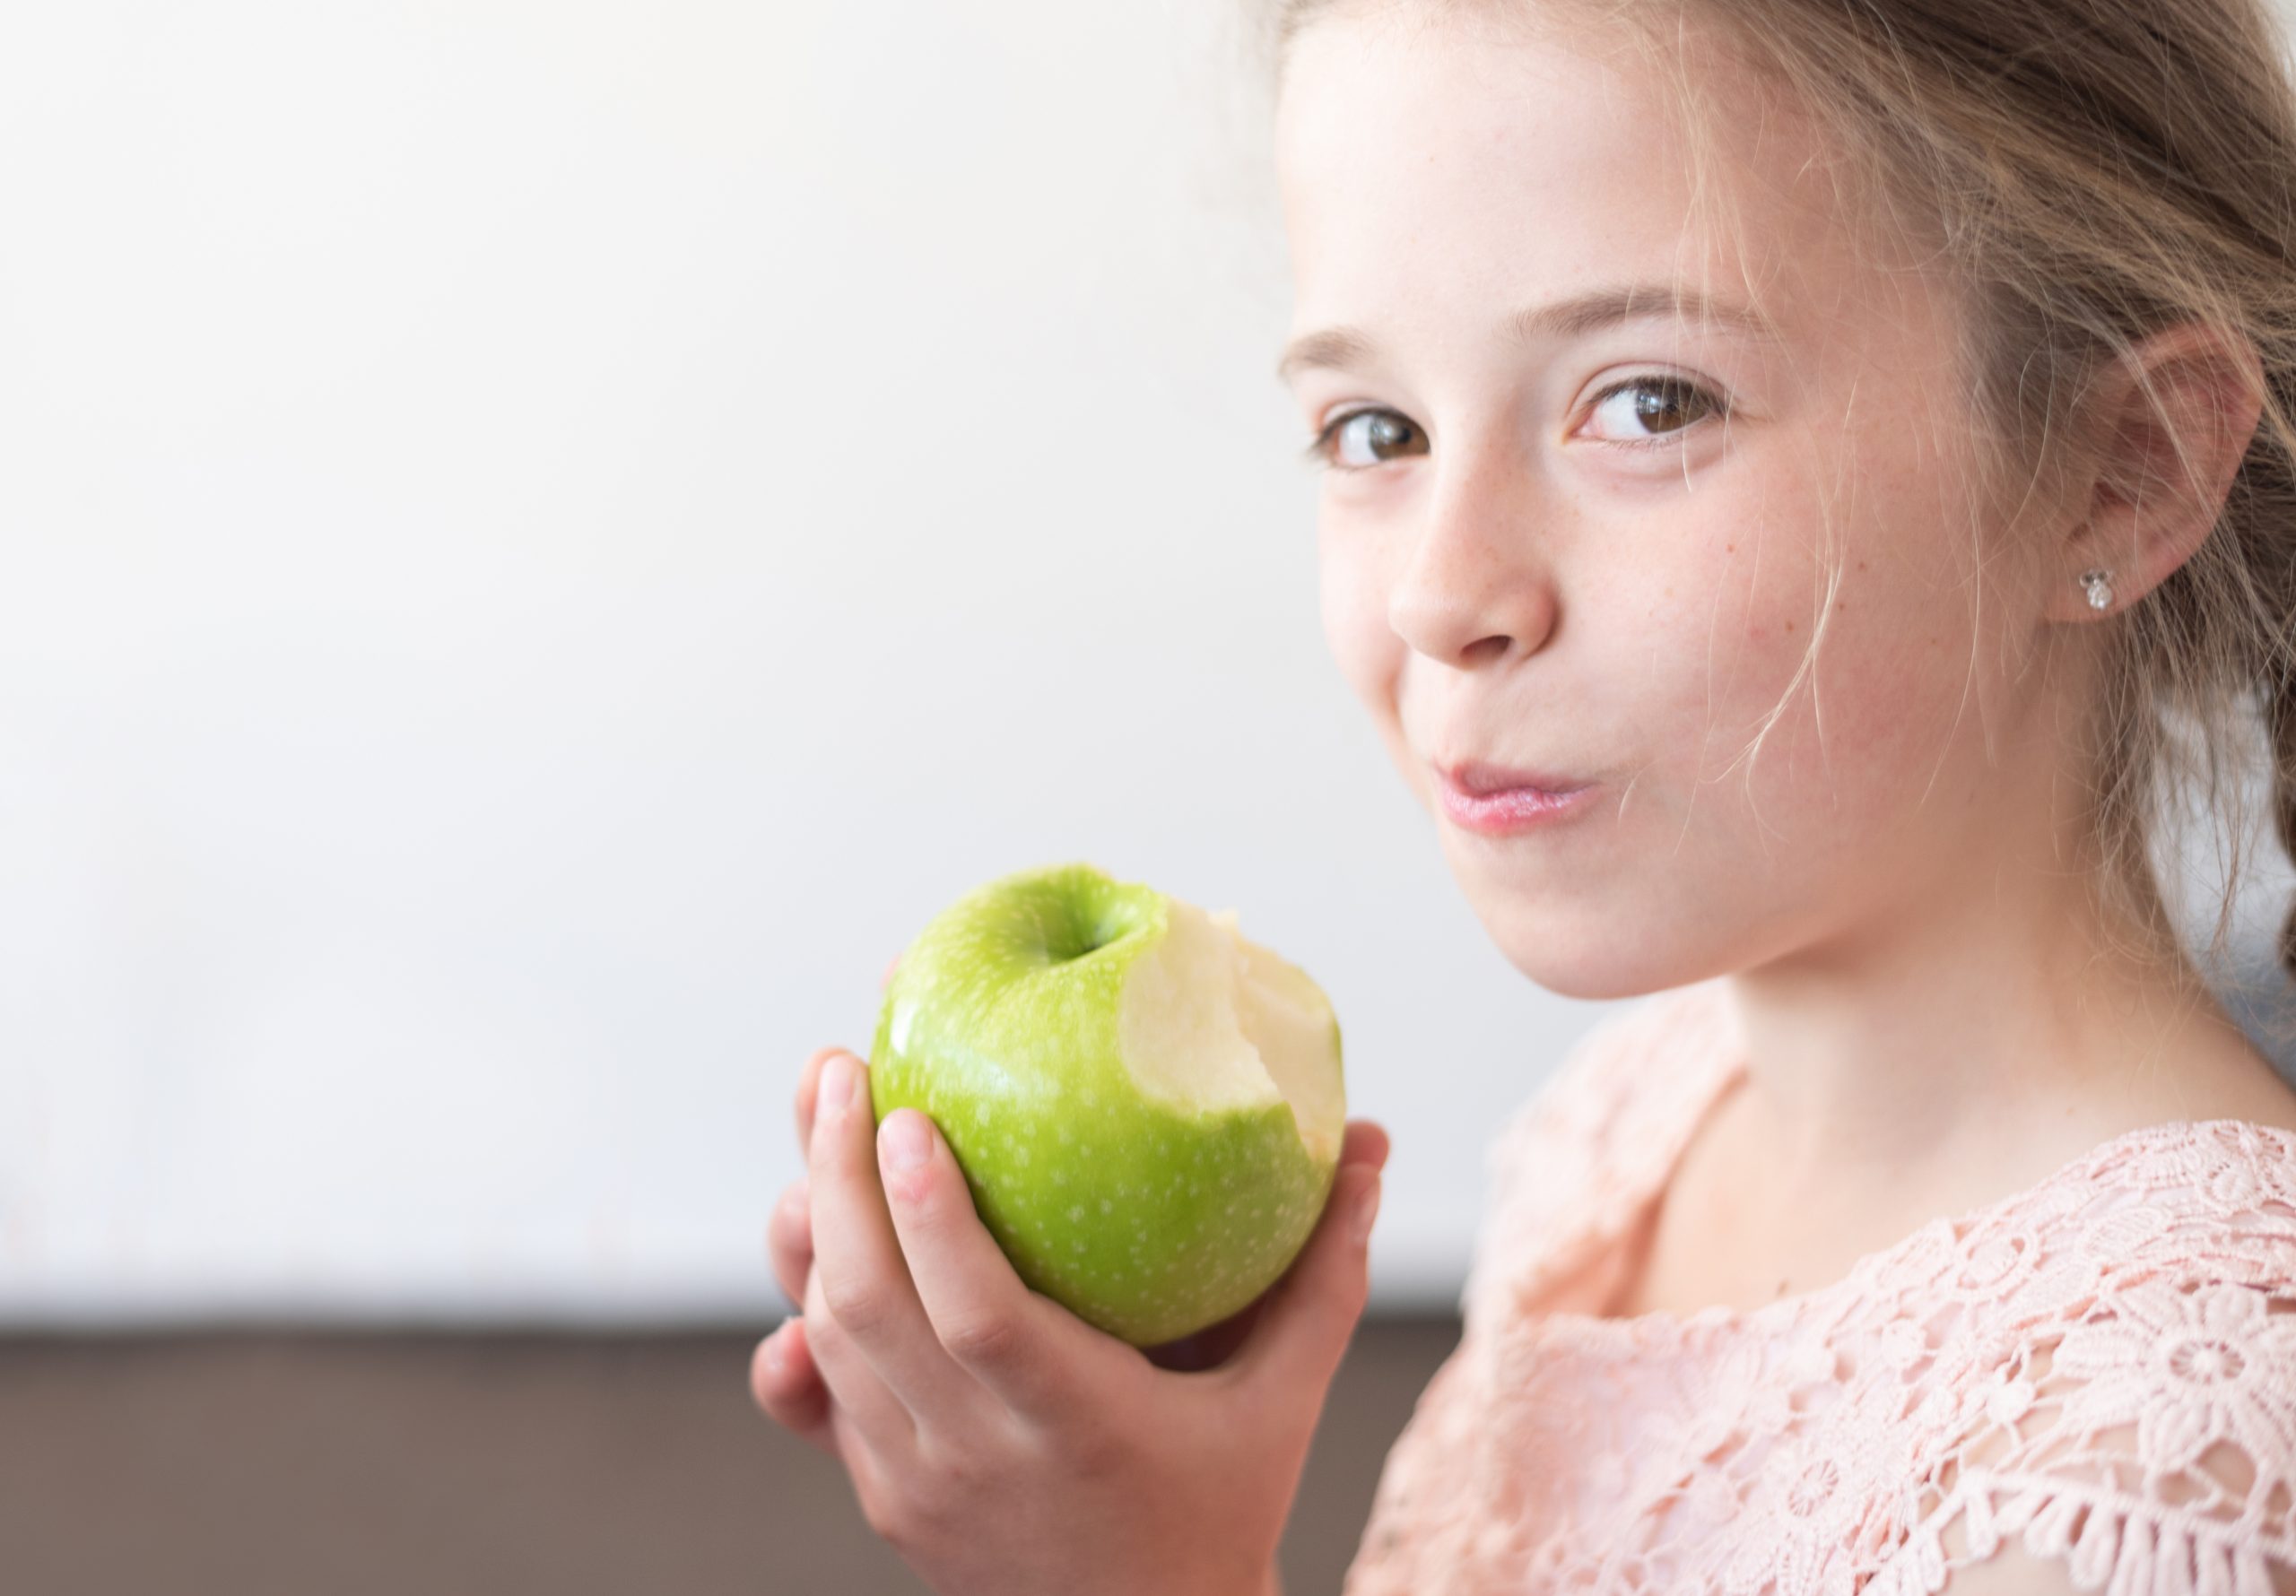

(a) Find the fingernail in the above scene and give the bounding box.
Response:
[1351,1174,1382,1245]
[882,1110,933,1174]
[818,1054,853,1124]
[763,1321,789,1376]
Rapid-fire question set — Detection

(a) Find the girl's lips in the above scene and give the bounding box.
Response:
[1435,774,1597,835]
[1443,759,1587,796]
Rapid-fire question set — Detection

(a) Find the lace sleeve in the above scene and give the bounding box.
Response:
[1891,1267,2296,1596]
[1346,996,1679,1593]
[1457,986,1718,1328]
[1342,1318,1486,1592]
[1346,987,1733,1593]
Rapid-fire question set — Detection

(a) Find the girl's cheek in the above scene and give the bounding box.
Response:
[1318,526,1399,715]
[1716,545,1954,783]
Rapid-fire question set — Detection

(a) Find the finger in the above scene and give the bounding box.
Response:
[808,1050,971,1435]
[1346,1118,1393,1175]
[1219,1123,1387,1401]
[795,1045,843,1157]
[803,1262,923,1460]
[877,1105,1085,1423]
[769,1177,813,1312]
[749,1317,839,1461]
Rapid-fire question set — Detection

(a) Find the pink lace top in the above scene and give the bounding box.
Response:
[1343,976,2296,1595]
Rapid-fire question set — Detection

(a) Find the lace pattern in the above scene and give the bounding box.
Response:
[1343,981,2296,1594]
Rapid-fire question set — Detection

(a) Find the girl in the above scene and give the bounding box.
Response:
[752,0,2296,1590]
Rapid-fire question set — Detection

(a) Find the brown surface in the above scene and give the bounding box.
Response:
[0,1314,1459,1596]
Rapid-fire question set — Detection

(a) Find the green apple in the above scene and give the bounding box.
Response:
[867,861,1346,1349]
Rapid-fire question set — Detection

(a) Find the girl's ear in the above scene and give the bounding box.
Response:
[2046,318,2267,624]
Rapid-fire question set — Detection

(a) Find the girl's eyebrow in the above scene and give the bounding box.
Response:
[1273,280,1784,385]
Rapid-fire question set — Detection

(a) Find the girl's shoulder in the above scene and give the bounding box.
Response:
[1461,978,1741,1321]
[1878,1119,2296,1593]
[1914,1112,2296,1314]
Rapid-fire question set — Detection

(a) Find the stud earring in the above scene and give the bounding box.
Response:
[2078,568,2114,612]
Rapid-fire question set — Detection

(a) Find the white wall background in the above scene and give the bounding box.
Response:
[2,0,2292,1328]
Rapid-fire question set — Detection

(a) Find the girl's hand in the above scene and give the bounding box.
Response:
[759,953,906,1365]
[751,974,1388,1596]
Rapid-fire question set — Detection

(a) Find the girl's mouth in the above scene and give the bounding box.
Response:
[1435,773,1597,835]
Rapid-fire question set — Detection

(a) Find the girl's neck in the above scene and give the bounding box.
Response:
[1716,854,2243,1193]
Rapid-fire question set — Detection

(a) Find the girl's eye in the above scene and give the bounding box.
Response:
[1300,376,1728,472]
[1300,408,1427,472]
[1580,375,1728,450]
[1304,377,1726,471]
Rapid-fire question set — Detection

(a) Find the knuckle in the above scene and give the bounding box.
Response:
[901,1479,964,1549]
[821,1271,893,1340]
[801,1306,846,1367]
[939,1309,1027,1370]
[769,1216,813,1297]
[856,1475,920,1550]
[894,1177,963,1241]
[854,1474,897,1539]
[774,1187,813,1248]
[770,1227,809,1275]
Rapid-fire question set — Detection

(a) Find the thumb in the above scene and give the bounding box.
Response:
[1225,1123,1387,1395]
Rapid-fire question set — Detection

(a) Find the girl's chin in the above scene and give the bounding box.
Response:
[1509,953,1700,1004]
[1464,898,1698,1002]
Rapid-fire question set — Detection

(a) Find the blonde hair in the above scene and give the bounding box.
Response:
[1257,0,2296,1040]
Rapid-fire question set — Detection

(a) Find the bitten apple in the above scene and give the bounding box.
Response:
[868,862,1346,1348]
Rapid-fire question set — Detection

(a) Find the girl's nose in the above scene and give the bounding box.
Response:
[1385,448,1560,670]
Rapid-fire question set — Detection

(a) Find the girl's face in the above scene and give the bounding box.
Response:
[1274,9,2087,999]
